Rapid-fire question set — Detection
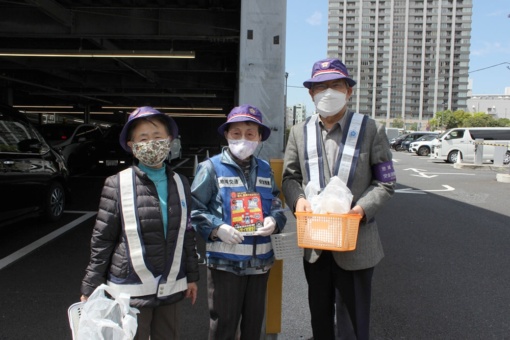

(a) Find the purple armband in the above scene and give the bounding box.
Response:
[372,161,396,183]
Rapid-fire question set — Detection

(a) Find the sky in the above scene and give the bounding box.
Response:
[285,0,510,114]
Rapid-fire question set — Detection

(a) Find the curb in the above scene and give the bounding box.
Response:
[496,174,510,184]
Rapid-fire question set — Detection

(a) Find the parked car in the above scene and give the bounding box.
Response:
[390,134,409,151]
[432,127,510,164]
[396,132,438,151]
[0,104,69,226]
[409,134,439,156]
[38,123,103,175]
[91,124,133,175]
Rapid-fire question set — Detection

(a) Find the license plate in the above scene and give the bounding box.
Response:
[106,160,118,166]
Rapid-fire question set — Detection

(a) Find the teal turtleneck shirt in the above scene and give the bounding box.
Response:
[138,163,169,238]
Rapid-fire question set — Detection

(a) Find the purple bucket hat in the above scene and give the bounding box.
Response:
[303,58,356,89]
[119,106,178,152]
[217,104,271,141]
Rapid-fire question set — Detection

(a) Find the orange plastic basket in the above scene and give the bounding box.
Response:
[295,212,362,251]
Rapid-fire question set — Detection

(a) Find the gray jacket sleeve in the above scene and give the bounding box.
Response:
[282,125,305,212]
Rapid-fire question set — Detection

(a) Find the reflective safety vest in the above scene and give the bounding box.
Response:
[206,155,274,261]
[304,112,367,189]
[106,168,188,299]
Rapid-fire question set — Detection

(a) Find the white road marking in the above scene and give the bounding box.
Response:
[395,188,426,194]
[403,167,474,177]
[0,211,96,270]
[422,185,455,192]
[396,185,455,194]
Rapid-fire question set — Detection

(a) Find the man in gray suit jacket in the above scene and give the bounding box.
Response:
[282,58,396,340]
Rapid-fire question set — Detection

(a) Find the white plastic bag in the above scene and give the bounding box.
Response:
[306,176,353,214]
[78,284,139,340]
[304,177,354,245]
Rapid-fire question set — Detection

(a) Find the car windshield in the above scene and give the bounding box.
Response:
[416,134,437,142]
[0,117,48,153]
[436,131,448,139]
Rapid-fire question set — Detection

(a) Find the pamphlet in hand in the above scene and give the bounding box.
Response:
[230,192,263,236]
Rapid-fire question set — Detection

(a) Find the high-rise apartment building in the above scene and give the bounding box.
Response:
[285,104,307,129]
[328,0,472,129]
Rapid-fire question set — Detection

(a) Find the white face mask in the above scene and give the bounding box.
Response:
[313,88,347,117]
[228,139,259,160]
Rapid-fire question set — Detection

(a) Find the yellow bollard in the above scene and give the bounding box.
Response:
[266,259,283,334]
[266,159,285,335]
[269,159,285,206]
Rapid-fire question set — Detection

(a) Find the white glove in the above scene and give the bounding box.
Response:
[255,217,277,237]
[216,224,244,244]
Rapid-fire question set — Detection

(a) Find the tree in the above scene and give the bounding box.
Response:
[392,117,404,128]
[497,118,510,127]
[463,112,497,127]
[435,110,455,130]
[428,118,439,131]
[452,110,471,127]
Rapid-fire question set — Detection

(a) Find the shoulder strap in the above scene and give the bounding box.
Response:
[333,112,368,187]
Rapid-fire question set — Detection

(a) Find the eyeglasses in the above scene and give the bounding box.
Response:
[311,81,348,93]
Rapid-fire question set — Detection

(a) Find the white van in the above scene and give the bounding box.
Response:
[431,127,510,164]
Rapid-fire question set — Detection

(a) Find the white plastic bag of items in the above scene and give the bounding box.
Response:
[304,177,353,245]
[305,176,353,214]
[78,284,139,340]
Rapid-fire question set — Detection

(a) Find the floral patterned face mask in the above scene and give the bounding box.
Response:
[131,138,171,167]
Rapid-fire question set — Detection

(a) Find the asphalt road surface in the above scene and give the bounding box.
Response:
[1,151,509,339]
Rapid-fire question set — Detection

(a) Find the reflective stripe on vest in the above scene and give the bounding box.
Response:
[305,112,367,189]
[206,155,273,260]
[206,241,272,257]
[107,168,187,298]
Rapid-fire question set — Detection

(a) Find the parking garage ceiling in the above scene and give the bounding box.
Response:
[0,0,241,123]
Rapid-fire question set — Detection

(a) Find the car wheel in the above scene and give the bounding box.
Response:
[447,150,460,163]
[418,146,430,156]
[42,181,66,222]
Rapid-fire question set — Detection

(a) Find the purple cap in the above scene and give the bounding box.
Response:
[217,104,271,141]
[119,106,178,152]
[303,58,356,89]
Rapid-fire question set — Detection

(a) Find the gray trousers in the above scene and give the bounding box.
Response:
[207,268,270,340]
[134,303,179,340]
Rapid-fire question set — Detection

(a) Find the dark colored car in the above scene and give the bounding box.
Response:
[390,134,409,151]
[393,132,438,151]
[91,124,133,175]
[401,132,439,152]
[0,104,69,226]
[38,123,103,175]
